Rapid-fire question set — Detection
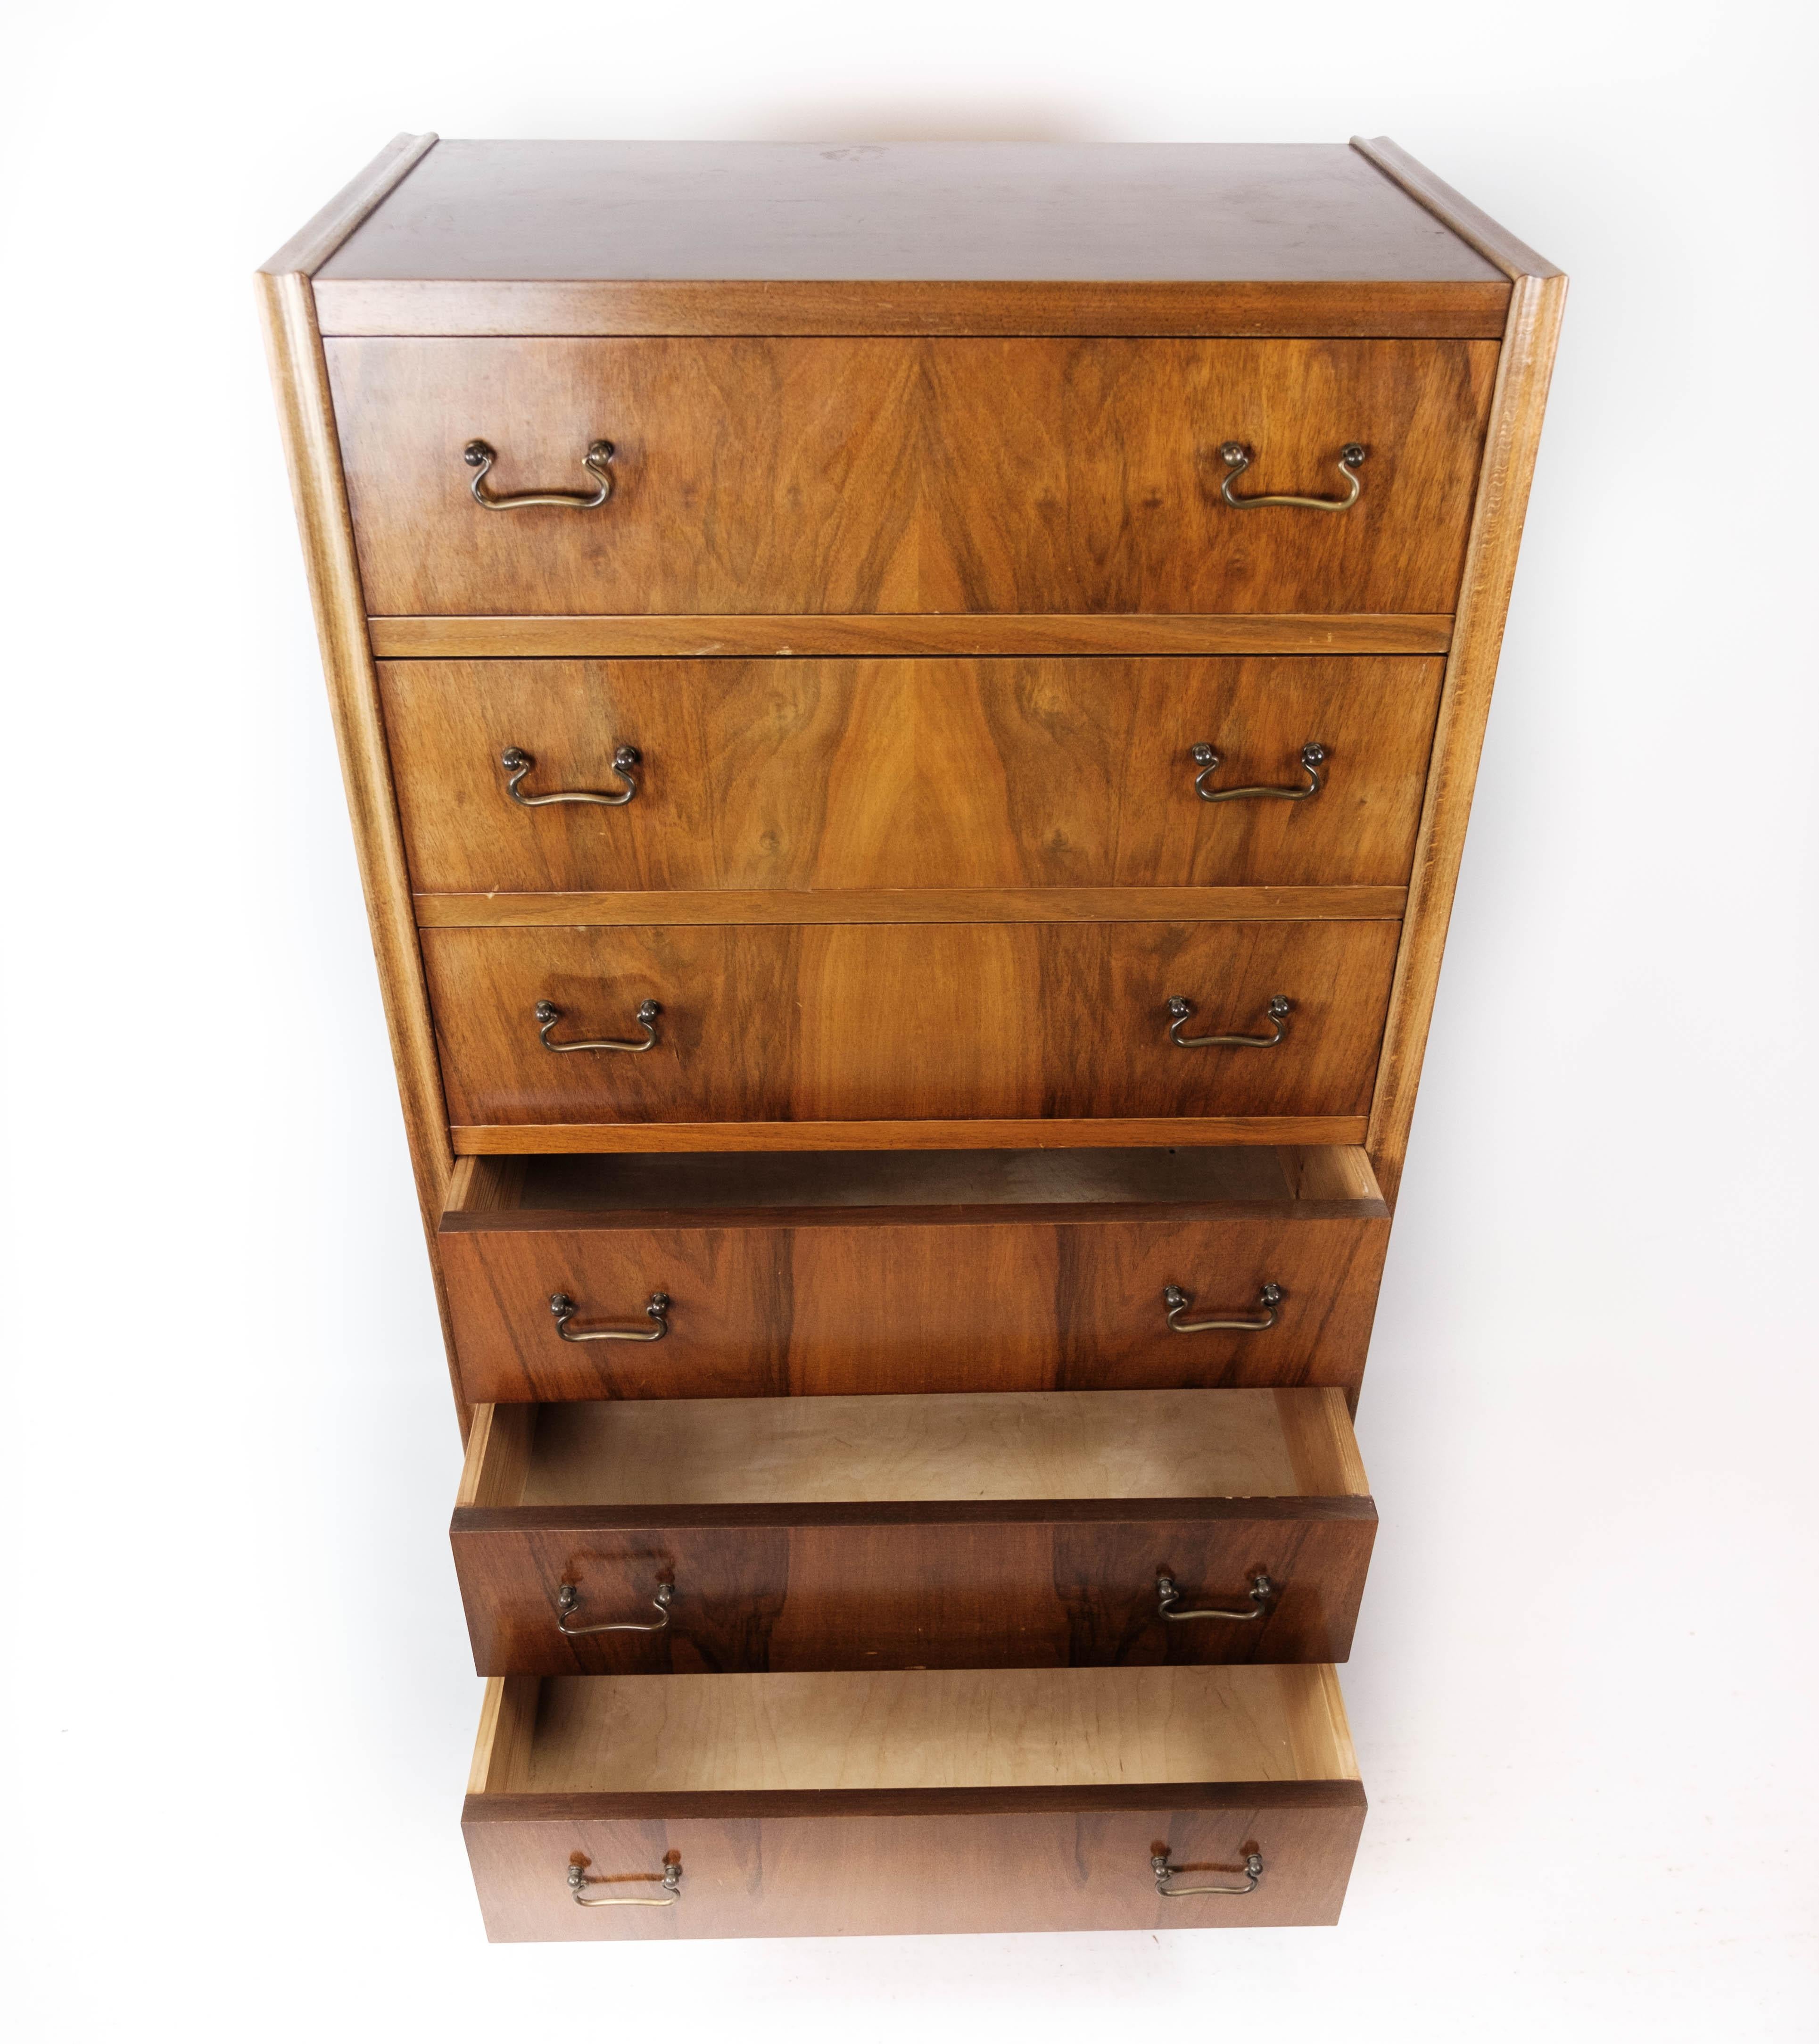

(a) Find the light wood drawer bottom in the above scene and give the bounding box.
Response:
[464,1663,1364,1938]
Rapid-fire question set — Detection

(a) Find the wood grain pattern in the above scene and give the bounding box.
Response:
[248,141,1577,1943]
[506,1387,1368,1506]
[259,132,437,277]
[467,1673,540,1795]
[1275,1387,1373,1498]
[462,1782,1367,1937]
[446,1153,527,1213]
[322,274,1505,339]
[471,1674,539,1792]
[1278,1145,1381,1201]
[436,1172,1390,1405]
[450,1142,1357,1217]
[1364,275,1567,1204]
[326,337,1497,617]
[255,266,466,1436]
[453,1504,1376,1675]
[320,141,1502,286]
[1348,140,1564,1205]
[451,1115,1369,1154]
[422,919,1402,1129]
[520,1663,1354,1788]
[380,656,1442,895]
[369,613,1455,658]
[315,137,1502,344]
[419,890,1408,928]
[455,1400,535,1508]
[450,1389,1374,1675]
[461,1664,1363,1937]
[1350,137,1563,283]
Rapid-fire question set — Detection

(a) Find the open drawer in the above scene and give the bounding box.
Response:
[464,1663,1365,1939]
[453,1386,1374,1674]
[439,1143,1390,1403]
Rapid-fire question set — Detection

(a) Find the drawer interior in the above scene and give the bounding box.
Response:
[471,1663,1360,1795]
[445,1143,1385,1228]
[458,1386,1370,1508]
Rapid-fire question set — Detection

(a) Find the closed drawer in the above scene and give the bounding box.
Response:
[380,656,1443,893]
[438,1145,1389,1402]
[328,337,1495,616]
[464,1664,1365,1938]
[452,1387,1374,1675]
[422,918,1401,1130]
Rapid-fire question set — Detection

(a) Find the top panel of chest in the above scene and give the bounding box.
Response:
[295,139,1528,338]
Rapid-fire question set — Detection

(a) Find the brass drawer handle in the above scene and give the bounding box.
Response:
[502,745,640,809]
[463,437,614,510]
[1166,994,1290,1049]
[1156,1570,1274,1623]
[569,1858,681,1908]
[1218,440,1365,511]
[550,1290,670,1343]
[1164,1282,1282,1333]
[1191,741,1325,803]
[558,1581,674,1636]
[1152,1849,1263,1898]
[535,998,661,1053]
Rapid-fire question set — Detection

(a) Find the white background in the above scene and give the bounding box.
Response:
[3,1,1815,2036]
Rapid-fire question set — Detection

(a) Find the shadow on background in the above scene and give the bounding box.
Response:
[739,103,1108,143]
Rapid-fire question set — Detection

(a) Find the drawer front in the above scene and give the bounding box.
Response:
[329,337,1495,616]
[441,1210,1388,1402]
[452,1509,1375,1675]
[380,656,1443,894]
[463,1787,1365,1939]
[423,919,1402,1128]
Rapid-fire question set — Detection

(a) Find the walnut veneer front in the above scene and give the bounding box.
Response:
[423,918,1402,1133]
[262,135,1563,1944]
[380,656,1444,894]
[465,1663,1364,1938]
[438,1145,1389,1404]
[331,337,1494,617]
[452,1387,1375,1675]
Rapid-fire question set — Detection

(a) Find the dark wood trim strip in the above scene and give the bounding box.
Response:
[452,1497,1379,1535]
[256,265,468,1440]
[450,1116,1370,1156]
[463,1779,1370,1823]
[414,886,1407,930]
[1364,266,1567,1206]
[440,1194,1388,1233]
[369,612,1454,660]
[316,275,1507,339]
[260,134,439,278]
[1350,138,1562,282]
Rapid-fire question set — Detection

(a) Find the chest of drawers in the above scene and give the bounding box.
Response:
[260,135,1563,1941]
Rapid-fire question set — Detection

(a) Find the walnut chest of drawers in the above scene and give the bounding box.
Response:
[260,135,1563,1942]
